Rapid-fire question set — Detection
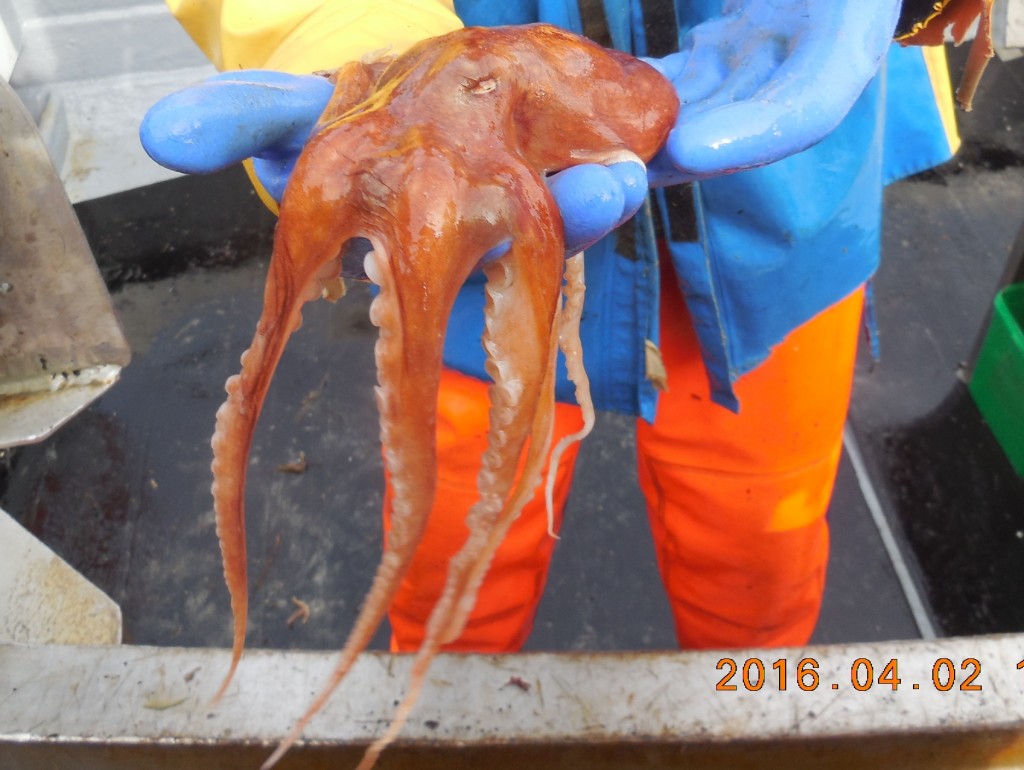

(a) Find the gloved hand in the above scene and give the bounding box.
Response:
[140,71,334,203]
[140,71,646,257]
[140,0,899,249]
[645,0,901,186]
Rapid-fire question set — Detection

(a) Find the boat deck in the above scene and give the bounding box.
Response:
[2,45,1022,657]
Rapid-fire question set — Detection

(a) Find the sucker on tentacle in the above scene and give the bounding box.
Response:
[202,23,678,769]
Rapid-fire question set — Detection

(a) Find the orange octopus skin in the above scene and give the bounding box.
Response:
[898,0,993,111]
[206,23,678,769]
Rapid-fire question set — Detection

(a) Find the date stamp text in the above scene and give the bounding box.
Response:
[714,656,1024,692]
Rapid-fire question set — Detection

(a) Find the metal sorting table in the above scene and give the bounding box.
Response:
[3,14,1024,769]
[2,635,1024,769]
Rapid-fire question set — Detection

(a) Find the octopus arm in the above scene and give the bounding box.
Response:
[209,236,342,706]
[262,167,513,768]
[545,252,596,537]
[353,168,566,770]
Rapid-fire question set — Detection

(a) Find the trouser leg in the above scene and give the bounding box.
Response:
[385,367,584,652]
[637,261,864,649]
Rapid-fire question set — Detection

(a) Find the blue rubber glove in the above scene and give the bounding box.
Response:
[140,71,335,201]
[140,70,645,257]
[645,0,901,187]
[140,0,899,247]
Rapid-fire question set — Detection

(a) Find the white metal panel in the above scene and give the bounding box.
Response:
[0,510,121,645]
[0,17,17,79]
[5,2,212,201]
[996,0,1024,51]
[1,636,1023,767]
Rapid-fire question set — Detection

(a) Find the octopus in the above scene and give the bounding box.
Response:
[206,23,678,769]
[897,0,994,111]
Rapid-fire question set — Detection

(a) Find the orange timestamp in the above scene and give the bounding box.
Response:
[714,656,1024,693]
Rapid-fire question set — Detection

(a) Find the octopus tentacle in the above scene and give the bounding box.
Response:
[545,251,595,537]
[208,233,344,706]
[208,110,410,708]
[263,180,501,768]
[355,180,566,770]
[430,180,566,650]
[262,253,454,769]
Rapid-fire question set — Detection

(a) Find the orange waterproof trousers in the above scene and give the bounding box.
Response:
[385,263,865,652]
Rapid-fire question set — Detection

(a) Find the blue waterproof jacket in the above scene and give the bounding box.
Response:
[443,0,958,419]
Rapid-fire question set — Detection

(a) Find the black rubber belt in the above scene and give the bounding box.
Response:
[579,0,614,48]
[638,0,679,58]
[659,184,699,243]
[577,1,697,247]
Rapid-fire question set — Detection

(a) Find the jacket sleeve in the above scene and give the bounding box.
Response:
[166,0,462,73]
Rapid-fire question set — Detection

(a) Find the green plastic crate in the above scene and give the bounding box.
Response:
[969,283,1024,476]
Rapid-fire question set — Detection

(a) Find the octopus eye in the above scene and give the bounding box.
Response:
[339,237,373,280]
[463,75,498,95]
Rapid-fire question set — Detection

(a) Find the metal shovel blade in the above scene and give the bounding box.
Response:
[0,78,130,448]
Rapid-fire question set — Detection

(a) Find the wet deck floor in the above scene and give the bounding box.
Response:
[2,45,1022,653]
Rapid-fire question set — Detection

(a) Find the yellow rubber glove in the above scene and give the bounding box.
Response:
[168,0,462,73]
[164,0,462,210]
